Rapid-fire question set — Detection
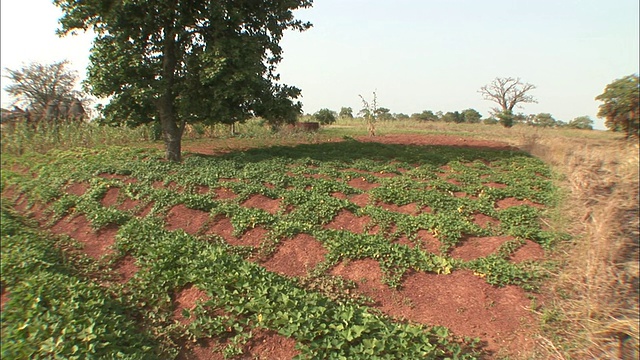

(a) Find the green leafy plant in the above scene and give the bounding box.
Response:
[1,136,563,358]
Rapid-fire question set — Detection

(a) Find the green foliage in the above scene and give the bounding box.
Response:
[531,113,558,128]
[1,206,159,358]
[441,111,464,124]
[411,110,439,122]
[595,74,639,138]
[464,255,544,291]
[512,112,530,125]
[461,109,482,123]
[497,110,515,128]
[374,107,393,121]
[1,139,563,358]
[567,116,594,130]
[483,117,499,125]
[55,0,313,161]
[314,108,338,125]
[339,107,354,119]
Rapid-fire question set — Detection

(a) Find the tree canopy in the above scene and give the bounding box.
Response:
[411,110,438,122]
[3,60,83,114]
[374,107,393,121]
[595,74,639,138]
[313,108,337,125]
[441,111,463,123]
[531,113,557,128]
[461,109,482,123]
[55,0,313,161]
[339,107,353,119]
[567,116,594,130]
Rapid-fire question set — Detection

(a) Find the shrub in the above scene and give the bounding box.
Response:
[313,108,337,125]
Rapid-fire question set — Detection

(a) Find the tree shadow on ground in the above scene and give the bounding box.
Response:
[191,139,530,166]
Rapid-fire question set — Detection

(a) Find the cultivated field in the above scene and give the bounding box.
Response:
[1,119,638,359]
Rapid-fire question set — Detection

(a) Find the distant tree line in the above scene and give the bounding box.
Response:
[8,55,635,148]
[307,106,595,130]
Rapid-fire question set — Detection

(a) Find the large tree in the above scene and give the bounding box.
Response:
[338,107,353,119]
[441,111,463,123]
[567,116,594,130]
[411,110,438,122]
[3,60,83,114]
[55,0,312,161]
[374,107,393,121]
[479,77,537,128]
[595,74,639,138]
[461,108,482,123]
[531,113,557,128]
[313,108,337,125]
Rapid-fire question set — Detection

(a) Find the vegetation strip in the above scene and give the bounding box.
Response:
[1,139,564,358]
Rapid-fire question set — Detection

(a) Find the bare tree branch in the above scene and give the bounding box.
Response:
[3,60,83,112]
[479,77,537,114]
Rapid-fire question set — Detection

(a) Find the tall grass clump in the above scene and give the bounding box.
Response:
[1,121,155,156]
[518,133,639,359]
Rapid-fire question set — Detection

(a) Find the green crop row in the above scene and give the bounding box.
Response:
[1,140,565,358]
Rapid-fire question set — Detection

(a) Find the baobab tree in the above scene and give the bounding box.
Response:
[479,77,537,127]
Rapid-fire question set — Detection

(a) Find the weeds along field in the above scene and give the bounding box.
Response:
[1,119,637,359]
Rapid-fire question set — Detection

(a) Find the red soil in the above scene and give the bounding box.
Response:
[259,233,328,277]
[166,204,211,234]
[173,285,211,325]
[496,197,544,209]
[330,260,538,357]
[213,187,237,200]
[378,201,420,215]
[113,255,140,284]
[347,177,379,191]
[450,236,513,261]
[324,209,370,233]
[65,182,89,196]
[1,288,9,313]
[177,329,299,360]
[50,215,118,260]
[241,194,282,214]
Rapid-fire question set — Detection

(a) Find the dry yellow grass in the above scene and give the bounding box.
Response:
[495,128,638,359]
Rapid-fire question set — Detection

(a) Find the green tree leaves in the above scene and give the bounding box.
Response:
[596,74,639,138]
[55,0,313,161]
[567,116,594,130]
[314,108,338,125]
[339,107,354,119]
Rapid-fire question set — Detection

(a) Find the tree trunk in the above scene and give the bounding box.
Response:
[159,106,183,162]
[159,5,182,162]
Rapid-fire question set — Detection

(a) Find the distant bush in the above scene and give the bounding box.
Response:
[497,111,515,128]
[313,108,337,125]
[339,107,354,119]
[567,116,594,130]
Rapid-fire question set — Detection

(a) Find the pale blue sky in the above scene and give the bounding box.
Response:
[2,0,638,129]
